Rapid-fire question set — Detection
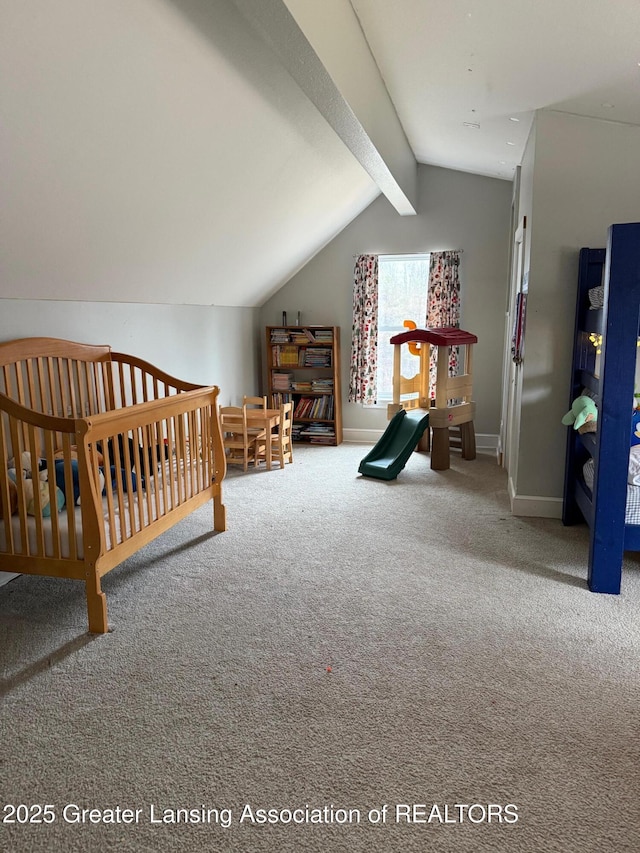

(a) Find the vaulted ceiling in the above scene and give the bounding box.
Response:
[2,0,639,307]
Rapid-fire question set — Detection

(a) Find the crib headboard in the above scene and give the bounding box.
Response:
[0,337,114,419]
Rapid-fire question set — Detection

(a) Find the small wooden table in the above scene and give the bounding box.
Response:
[245,408,281,470]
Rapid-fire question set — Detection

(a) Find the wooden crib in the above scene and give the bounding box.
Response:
[0,337,227,633]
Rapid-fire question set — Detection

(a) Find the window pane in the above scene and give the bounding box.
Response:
[377,255,429,400]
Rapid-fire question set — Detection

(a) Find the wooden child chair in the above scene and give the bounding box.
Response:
[243,395,268,443]
[243,395,267,410]
[256,401,293,469]
[219,406,264,471]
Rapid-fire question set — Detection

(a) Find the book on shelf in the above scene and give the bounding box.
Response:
[290,330,313,345]
[293,396,334,420]
[272,372,292,391]
[303,347,332,367]
[271,392,292,407]
[271,345,299,367]
[299,422,336,444]
[292,421,336,444]
[311,378,333,392]
[270,328,290,343]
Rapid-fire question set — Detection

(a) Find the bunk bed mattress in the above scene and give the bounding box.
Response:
[583,458,640,524]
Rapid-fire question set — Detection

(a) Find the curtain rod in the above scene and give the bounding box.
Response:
[353,249,464,257]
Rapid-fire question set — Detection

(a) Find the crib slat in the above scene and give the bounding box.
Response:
[14,359,26,406]
[0,413,15,553]
[67,358,79,416]
[172,414,183,506]
[8,417,28,556]
[160,417,171,513]
[123,433,137,539]
[25,359,36,409]
[43,430,62,560]
[26,424,45,557]
[36,358,48,415]
[102,361,115,412]
[45,358,56,415]
[60,433,79,561]
[101,439,117,549]
[111,437,128,543]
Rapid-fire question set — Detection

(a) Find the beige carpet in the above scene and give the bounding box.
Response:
[1,443,640,853]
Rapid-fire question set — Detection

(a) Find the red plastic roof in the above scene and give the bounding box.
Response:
[389,327,478,346]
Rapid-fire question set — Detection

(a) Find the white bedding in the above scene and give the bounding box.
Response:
[582,456,640,525]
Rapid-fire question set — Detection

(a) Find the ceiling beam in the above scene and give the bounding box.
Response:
[232,0,417,215]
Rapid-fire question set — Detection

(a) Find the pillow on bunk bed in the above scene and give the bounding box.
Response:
[583,447,640,489]
[588,284,604,309]
[581,457,640,526]
[627,446,640,484]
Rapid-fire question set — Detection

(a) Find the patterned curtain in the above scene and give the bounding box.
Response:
[426,250,461,398]
[349,255,379,405]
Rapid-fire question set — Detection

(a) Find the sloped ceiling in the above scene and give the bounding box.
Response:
[350,0,640,181]
[0,0,380,307]
[2,0,640,307]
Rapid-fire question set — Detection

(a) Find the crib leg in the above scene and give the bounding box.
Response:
[86,570,108,634]
[213,495,227,532]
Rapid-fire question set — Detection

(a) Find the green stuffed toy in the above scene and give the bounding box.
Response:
[561,395,598,433]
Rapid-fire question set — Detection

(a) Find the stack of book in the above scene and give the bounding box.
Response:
[272,345,299,367]
[303,347,332,367]
[271,372,292,392]
[270,328,290,343]
[314,329,333,344]
[299,423,335,444]
[290,328,315,344]
[311,378,333,393]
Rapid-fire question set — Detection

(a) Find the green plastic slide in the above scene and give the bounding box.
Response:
[358,408,430,481]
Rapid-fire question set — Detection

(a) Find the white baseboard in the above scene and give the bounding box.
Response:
[343,428,385,444]
[508,476,563,518]
[344,428,499,451]
[0,572,20,588]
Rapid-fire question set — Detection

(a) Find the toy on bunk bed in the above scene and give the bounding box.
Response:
[358,322,478,479]
[562,222,640,595]
[561,395,597,434]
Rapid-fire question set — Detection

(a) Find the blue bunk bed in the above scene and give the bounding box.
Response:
[563,222,640,594]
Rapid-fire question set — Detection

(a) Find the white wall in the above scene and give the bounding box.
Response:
[511,109,640,512]
[0,0,378,308]
[0,300,260,405]
[260,164,512,438]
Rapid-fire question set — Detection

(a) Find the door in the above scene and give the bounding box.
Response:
[499,214,526,478]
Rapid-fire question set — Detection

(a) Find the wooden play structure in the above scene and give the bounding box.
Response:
[388,323,478,470]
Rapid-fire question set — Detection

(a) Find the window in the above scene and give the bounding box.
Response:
[376,254,430,402]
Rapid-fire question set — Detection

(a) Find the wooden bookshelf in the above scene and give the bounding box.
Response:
[266,325,342,445]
